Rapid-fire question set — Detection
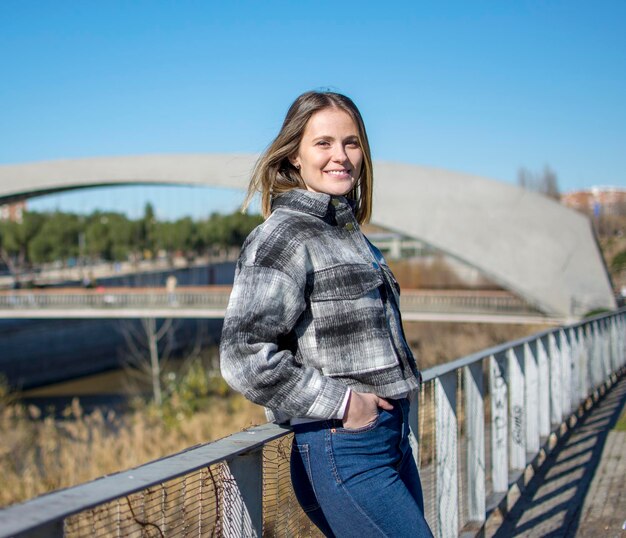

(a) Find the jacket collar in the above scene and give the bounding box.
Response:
[271,188,354,217]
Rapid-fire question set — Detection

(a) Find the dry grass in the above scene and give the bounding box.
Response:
[403,321,550,370]
[0,392,265,508]
[388,257,498,290]
[0,321,550,510]
[594,214,626,291]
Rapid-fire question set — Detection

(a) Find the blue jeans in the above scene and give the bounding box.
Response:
[291,398,433,537]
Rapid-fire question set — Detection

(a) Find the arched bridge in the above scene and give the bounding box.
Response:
[0,155,616,319]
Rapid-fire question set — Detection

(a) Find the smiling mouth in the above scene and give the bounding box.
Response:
[324,169,351,177]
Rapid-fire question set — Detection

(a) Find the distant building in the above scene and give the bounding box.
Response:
[0,201,26,223]
[562,187,626,217]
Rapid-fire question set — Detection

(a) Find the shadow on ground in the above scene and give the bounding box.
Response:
[492,376,626,537]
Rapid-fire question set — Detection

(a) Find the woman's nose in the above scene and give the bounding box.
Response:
[332,144,348,162]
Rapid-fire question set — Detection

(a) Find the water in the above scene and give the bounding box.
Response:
[0,261,234,390]
[18,368,146,416]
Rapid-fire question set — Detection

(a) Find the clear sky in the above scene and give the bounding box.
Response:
[1,1,625,219]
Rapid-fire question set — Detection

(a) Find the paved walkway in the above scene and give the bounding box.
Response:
[492,375,626,537]
[577,428,626,536]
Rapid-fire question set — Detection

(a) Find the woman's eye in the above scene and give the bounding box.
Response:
[316,140,330,147]
[346,141,360,148]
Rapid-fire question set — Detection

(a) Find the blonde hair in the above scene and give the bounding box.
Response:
[243,91,373,224]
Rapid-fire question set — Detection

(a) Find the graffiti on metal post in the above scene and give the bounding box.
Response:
[491,362,507,449]
[512,405,524,446]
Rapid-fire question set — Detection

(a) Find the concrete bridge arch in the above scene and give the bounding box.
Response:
[0,154,616,318]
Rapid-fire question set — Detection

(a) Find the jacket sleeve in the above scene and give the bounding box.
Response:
[219,263,349,420]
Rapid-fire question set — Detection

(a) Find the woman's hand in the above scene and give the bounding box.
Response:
[342,391,394,429]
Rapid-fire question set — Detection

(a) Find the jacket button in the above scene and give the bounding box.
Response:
[345,222,355,231]
[331,198,340,207]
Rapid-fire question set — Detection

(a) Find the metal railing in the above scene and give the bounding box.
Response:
[1,310,623,537]
[0,287,544,317]
[0,287,233,310]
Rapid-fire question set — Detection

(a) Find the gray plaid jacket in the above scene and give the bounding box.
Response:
[219,189,420,423]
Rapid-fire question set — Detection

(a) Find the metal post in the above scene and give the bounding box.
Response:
[464,362,485,524]
[549,333,562,427]
[620,314,626,368]
[435,372,458,538]
[619,314,626,365]
[601,319,611,379]
[581,325,591,398]
[568,327,581,411]
[222,451,264,538]
[524,341,539,455]
[615,314,626,367]
[596,320,605,382]
[619,315,626,368]
[559,329,572,417]
[615,315,621,370]
[489,353,508,493]
[409,393,420,467]
[507,347,526,470]
[592,321,602,390]
[610,317,619,372]
[536,338,550,438]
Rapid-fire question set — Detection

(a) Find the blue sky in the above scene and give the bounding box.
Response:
[1,1,625,220]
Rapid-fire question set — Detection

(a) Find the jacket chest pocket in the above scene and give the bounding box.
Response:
[308,263,383,301]
[306,264,398,377]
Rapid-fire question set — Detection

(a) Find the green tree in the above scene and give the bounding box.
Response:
[155,217,196,254]
[0,211,45,269]
[139,203,157,257]
[108,213,134,260]
[0,206,262,268]
[199,211,262,251]
[28,212,81,263]
[85,213,112,260]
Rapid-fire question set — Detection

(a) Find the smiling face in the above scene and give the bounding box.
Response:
[290,107,363,197]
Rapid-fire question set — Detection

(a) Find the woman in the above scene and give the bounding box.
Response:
[220,91,433,537]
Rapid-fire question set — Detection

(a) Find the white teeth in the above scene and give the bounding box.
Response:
[326,170,348,176]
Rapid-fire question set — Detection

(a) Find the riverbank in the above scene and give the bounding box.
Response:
[0,377,265,508]
[1,320,549,509]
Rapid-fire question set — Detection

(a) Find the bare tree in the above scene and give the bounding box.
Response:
[541,165,560,201]
[517,167,532,190]
[517,165,561,201]
[120,318,174,406]
[118,318,207,406]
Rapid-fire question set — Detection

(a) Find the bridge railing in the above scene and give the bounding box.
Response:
[0,288,233,310]
[0,310,623,538]
[400,289,541,315]
[0,288,542,316]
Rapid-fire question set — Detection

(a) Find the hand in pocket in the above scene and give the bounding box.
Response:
[342,391,393,429]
